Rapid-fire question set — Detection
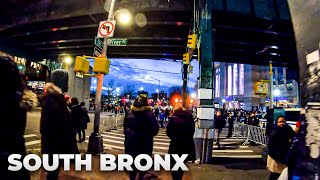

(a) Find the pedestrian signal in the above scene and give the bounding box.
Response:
[93,56,111,74]
[188,65,193,74]
[187,34,196,49]
[74,56,90,73]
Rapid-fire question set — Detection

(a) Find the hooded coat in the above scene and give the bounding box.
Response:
[166,109,196,162]
[123,101,159,157]
[40,83,77,154]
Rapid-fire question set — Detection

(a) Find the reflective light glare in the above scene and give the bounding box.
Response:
[191,93,196,98]
[269,46,279,49]
[118,13,131,24]
[274,89,281,96]
[64,57,72,64]
[145,75,150,79]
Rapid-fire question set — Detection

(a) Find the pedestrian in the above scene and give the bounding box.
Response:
[214,110,226,149]
[227,111,234,137]
[123,94,159,180]
[267,116,295,180]
[159,109,165,128]
[154,105,160,120]
[165,107,170,121]
[166,106,196,180]
[70,98,90,143]
[0,54,38,180]
[40,69,79,180]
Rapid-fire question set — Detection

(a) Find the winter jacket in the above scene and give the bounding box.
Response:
[70,105,90,130]
[123,102,159,157]
[214,115,226,130]
[0,90,37,180]
[40,83,78,154]
[166,109,196,162]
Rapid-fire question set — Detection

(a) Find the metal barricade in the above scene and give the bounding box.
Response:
[242,125,268,146]
[102,112,125,131]
[233,123,249,137]
[102,113,117,131]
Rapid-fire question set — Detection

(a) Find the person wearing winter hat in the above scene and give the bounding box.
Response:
[40,69,78,180]
[0,54,35,180]
[123,94,159,180]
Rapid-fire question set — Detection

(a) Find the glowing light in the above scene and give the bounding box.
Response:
[191,93,196,98]
[64,57,72,64]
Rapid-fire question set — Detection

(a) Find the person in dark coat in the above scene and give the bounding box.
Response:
[267,116,295,180]
[166,106,196,180]
[0,54,38,180]
[40,69,78,180]
[214,110,226,149]
[70,98,90,143]
[123,94,159,180]
[227,111,234,137]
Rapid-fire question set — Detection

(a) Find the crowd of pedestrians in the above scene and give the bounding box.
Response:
[0,54,304,180]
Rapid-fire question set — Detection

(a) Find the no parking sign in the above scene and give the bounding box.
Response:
[97,20,116,38]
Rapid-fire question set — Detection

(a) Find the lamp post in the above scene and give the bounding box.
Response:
[145,75,161,100]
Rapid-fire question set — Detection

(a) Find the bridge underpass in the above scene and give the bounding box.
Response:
[1,0,314,179]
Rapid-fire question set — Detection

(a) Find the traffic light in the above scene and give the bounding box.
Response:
[93,56,111,74]
[187,34,196,49]
[188,65,193,74]
[183,53,190,65]
[74,56,90,73]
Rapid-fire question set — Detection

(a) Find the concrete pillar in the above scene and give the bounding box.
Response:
[287,1,320,178]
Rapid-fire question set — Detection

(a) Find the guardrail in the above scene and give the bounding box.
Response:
[101,112,125,131]
[233,123,268,146]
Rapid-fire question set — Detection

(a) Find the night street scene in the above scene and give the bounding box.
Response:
[0,0,319,180]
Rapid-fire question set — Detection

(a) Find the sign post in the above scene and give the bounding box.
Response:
[87,0,116,155]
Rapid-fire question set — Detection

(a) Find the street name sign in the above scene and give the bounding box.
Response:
[107,39,127,46]
[94,37,104,50]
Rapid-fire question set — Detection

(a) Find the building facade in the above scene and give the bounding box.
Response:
[214,62,299,111]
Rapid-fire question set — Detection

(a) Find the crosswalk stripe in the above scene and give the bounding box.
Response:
[25,140,41,146]
[213,149,253,153]
[213,145,249,149]
[103,131,170,142]
[218,139,245,142]
[213,155,262,158]
[24,134,37,138]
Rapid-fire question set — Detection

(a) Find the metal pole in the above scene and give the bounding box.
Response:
[269,62,274,109]
[182,64,188,108]
[158,80,160,100]
[87,0,116,155]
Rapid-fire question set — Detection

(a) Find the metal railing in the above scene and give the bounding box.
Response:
[101,112,125,131]
[233,123,268,146]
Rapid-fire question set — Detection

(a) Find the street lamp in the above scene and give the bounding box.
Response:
[112,9,131,24]
[60,56,72,70]
[140,87,144,91]
[274,89,281,107]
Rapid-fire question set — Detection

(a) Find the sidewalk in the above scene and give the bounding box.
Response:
[30,143,270,180]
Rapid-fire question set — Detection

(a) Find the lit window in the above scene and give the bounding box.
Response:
[239,64,244,95]
[228,65,232,95]
[233,64,238,95]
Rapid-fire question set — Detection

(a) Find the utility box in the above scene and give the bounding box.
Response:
[74,56,90,73]
[93,56,111,74]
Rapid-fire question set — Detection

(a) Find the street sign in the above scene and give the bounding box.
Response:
[97,20,116,38]
[94,37,104,50]
[107,39,127,46]
[93,47,102,57]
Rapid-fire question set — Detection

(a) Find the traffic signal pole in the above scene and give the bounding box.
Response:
[87,0,115,155]
[182,64,189,107]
